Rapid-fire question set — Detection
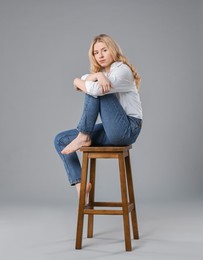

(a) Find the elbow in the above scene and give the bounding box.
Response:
[73,78,79,86]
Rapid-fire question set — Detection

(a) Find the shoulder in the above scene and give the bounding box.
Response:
[111,62,133,80]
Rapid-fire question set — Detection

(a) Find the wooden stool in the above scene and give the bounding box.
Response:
[75,145,139,251]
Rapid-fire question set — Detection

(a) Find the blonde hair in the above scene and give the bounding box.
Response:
[88,34,141,90]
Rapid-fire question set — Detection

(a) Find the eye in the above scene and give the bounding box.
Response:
[94,51,98,56]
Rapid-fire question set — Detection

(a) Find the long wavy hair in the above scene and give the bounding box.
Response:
[88,34,141,90]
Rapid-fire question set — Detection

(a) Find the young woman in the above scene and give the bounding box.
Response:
[54,34,143,200]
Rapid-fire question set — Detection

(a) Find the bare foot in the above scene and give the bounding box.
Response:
[85,182,92,205]
[61,133,91,154]
[76,182,92,205]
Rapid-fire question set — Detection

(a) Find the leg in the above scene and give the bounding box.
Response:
[75,152,89,249]
[61,94,142,153]
[99,94,141,145]
[125,152,139,239]
[118,153,132,251]
[54,129,92,198]
[54,124,108,184]
[77,94,100,134]
[75,94,142,147]
[54,129,82,185]
[61,94,100,154]
[87,158,96,238]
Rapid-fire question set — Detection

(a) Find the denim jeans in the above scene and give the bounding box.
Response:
[54,94,142,185]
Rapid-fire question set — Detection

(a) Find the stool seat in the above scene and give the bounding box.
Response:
[75,145,139,251]
[80,145,132,151]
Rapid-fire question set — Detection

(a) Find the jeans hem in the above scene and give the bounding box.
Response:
[76,126,92,135]
[70,179,81,186]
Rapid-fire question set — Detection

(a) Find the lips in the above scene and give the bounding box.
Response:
[99,60,105,63]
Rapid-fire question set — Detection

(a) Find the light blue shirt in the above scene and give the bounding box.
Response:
[81,61,143,119]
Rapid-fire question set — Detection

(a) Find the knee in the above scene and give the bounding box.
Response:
[54,132,64,148]
[54,130,71,147]
[54,129,78,148]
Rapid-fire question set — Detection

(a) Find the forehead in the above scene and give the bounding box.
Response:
[93,41,107,51]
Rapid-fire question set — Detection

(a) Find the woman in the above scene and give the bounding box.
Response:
[54,34,143,200]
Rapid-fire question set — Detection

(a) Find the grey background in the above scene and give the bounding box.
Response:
[0,0,203,206]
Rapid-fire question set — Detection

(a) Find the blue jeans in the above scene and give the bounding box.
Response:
[54,94,142,185]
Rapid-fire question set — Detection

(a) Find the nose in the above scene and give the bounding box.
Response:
[99,51,103,58]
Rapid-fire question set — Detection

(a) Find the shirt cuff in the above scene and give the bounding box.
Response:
[85,81,103,97]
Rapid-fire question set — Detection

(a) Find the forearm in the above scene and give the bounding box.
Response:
[74,73,100,92]
[73,78,87,92]
[85,72,101,82]
[74,72,110,95]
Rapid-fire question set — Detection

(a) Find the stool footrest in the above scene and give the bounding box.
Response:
[89,202,122,207]
[84,209,123,215]
[84,202,134,215]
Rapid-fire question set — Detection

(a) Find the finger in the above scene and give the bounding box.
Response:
[101,86,105,94]
[106,83,111,89]
[105,84,110,92]
[103,86,108,93]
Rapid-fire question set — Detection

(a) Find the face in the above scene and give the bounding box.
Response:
[93,41,114,73]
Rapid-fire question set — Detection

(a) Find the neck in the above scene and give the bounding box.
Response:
[104,62,114,74]
[105,67,110,74]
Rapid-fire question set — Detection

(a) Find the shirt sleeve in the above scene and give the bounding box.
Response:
[81,74,90,80]
[85,64,136,97]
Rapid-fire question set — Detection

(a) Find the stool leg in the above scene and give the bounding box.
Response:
[75,152,89,249]
[125,153,139,239]
[87,158,96,238]
[118,153,132,251]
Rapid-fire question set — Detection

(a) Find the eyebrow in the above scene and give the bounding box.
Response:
[93,47,107,53]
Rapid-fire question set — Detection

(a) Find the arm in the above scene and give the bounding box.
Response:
[84,65,135,97]
[73,78,87,92]
[85,73,98,82]
[74,72,111,94]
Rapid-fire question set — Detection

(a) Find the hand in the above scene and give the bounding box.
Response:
[96,72,111,94]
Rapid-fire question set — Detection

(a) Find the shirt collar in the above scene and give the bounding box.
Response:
[103,61,123,75]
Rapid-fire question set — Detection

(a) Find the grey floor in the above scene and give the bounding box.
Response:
[1,199,203,260]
